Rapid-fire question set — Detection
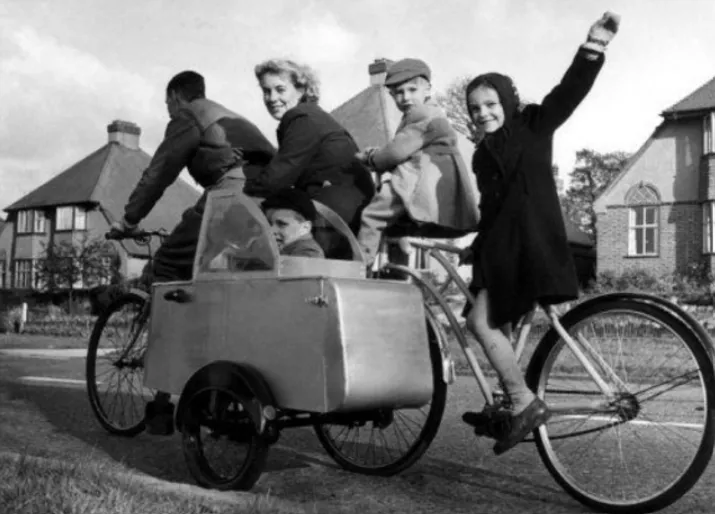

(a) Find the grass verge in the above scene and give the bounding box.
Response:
[0,333,88,350]
[0,451,301,514]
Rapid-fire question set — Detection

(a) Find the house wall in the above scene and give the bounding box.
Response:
[0,222,12,287]
[596,118,705,276]
[1,207,138,290]
[597,202,700,276]
[595,120,702,212]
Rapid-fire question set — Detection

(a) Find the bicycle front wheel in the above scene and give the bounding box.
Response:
[86,291,154,436]
[527,297,715,513]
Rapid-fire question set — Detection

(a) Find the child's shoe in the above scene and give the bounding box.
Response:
[493,397,550,455]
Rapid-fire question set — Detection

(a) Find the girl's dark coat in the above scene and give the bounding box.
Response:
[471,49,605,327]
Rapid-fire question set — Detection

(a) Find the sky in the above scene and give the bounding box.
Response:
[1,0,715,213]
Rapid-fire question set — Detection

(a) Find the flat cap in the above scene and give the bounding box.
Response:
[385,58,431,86]
[261,188,317,221]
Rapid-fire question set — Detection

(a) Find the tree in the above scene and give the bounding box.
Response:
[35,235,119,312]
[435,76,482,144]
[562,149,631,240]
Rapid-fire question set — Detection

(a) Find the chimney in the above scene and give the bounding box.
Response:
[107,120,141,149]
[368,58,394,86]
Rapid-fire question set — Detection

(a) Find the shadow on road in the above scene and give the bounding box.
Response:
[1,381,309,486]
[0,378,594,512]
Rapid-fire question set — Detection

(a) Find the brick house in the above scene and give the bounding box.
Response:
[0,120,200,292]
[594,76,715,277]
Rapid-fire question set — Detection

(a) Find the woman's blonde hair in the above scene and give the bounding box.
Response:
[255,59,320,103]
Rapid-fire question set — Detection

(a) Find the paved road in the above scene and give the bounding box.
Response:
[0,350,713,513]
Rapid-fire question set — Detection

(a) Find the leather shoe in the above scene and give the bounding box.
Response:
[493,398,550,456]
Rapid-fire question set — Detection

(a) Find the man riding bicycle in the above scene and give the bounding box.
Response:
[107,70,276,434]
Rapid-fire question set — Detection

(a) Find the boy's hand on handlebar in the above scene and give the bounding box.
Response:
[107,219,140,240]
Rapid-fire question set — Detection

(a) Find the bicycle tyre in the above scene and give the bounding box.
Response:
[86,290,152,437]
[526,297,715,513]
[181,386,269,490]
[313,315,448,476]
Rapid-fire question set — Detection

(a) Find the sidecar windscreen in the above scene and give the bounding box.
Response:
[195,191,279,275]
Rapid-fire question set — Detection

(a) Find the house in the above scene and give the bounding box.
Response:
[594,75,715,277]
[0,120,200,292]
[331,59,596,286]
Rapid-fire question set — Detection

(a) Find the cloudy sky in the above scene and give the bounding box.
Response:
[1,0,714,212]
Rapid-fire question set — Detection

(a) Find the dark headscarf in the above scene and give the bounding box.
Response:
[465,73,521,177]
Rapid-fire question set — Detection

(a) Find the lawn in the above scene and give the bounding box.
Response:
[0,333,89,350]
[0,452,297,514]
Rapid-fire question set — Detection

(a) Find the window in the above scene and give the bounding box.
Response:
[14,260,33,289]
[17,211,31,234]
[704,112,715,155]
[16,210,46,234]
[56,207,74,231]
[74,208,87,230]
[56,206,88,231]
[629,206,658,256]
[626,184,660,257]
[33,211,46,233]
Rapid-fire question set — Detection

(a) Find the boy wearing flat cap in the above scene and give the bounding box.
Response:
[261,188,325,258]
[209,189,324,270]
[356,58,479,266]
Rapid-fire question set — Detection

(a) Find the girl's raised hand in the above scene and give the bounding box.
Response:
[588,12,620,46]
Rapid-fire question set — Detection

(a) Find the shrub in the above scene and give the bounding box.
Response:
[0,306,25,334]
[587,267,713,303]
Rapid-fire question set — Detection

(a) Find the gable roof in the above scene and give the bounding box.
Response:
[662,75,715,117]
[5,144,114,212]
[331,85,398,149]
[4,140,200,257]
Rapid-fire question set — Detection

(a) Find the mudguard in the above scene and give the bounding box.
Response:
[174,360,276,434]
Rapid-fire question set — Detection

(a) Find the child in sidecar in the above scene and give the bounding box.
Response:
[209,188,325,270]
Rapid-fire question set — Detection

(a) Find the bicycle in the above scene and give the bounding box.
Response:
[85,228,168,436]
[333,235,715,513]
[85,189,715,513]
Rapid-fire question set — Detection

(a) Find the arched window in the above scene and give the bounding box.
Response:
[625,183,660,256]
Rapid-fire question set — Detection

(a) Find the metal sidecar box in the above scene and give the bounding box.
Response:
[144,190,433,413]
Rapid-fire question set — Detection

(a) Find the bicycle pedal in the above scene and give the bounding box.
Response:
[463,410,511,440]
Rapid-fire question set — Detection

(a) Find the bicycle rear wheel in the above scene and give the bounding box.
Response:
[527,298,715,513]
[86,291,154,436]
[313,315,447,475]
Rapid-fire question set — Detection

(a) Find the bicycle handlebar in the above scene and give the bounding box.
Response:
[385,236,463,255]
[105,228,169,242]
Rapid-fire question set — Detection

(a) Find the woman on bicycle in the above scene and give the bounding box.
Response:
[243,59,376,257]
[461,12,621,455]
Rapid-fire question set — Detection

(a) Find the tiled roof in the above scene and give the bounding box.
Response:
[4,145,114,212]
[331,85,397,149]
[4,141,200,257]
[662,75,715,116]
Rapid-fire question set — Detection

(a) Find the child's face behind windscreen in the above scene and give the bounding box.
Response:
[265,208,311,250]
[467,85,505,134]
[388,77,431,114]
